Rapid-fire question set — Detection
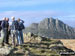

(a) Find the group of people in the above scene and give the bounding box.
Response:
[1,17,25,46]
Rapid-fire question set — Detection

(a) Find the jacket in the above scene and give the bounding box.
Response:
[11,20,18,30]
[18,21,25,31]
[1,20,8,30]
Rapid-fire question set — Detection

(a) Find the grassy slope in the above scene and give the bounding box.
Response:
[60,39,75,51]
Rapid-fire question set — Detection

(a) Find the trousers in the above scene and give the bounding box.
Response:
[18,30,24,45]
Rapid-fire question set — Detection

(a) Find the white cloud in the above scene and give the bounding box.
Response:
[0,11,62,26]
[0,10,68,19]
[0,10,75,27]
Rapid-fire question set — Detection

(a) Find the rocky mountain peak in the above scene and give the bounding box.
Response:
[25,18,75,39]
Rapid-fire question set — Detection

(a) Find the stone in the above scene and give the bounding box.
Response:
[0,46,12,55]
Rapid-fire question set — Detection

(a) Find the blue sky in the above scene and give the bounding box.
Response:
[0,0,75,27]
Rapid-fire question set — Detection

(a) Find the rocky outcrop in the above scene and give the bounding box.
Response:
[24,17,75,39]
[8,33,75,56]
[0,32,75,56]
[23,32,42,43]
[0,46,13,55]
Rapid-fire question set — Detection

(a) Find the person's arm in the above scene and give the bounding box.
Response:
[1,21,5,29]
[21,20,24,23]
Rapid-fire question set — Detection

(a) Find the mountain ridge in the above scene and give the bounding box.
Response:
[24,17,75,39]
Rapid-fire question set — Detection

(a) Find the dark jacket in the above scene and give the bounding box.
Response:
[18,21,25,31]
[1,20,8,30]
[6,21,9,29]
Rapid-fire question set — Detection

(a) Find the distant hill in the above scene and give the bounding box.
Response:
[24,17,75,39]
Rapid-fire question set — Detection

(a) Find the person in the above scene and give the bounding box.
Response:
[6,18,9,44]
[10,17,18,46]
[1,17,6,46]
[17,18,25,45]
[1,17,9,45]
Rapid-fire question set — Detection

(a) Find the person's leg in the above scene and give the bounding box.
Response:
[13,33,15,46]
[15,30,19,45]
[4,29,7,44]
[11,32,14,45]
[6,30,9,44]
[11,30,15,45]
[7,31,10,44]
[18,31,21,45]
[20,31,24,44]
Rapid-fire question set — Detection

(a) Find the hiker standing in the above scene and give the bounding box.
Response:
[5,18,9,44]
[17,18,25,45]
[11,17,18,46]
[1,17,9,45]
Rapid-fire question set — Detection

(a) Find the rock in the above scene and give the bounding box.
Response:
[35,37,42,43]
[25,51,29,55]
[23,32,42,43]
[0,46,13,55]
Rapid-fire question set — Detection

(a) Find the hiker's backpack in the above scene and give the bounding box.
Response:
[18,21,25,31]
[0,21,2,31]
[21,22,25,30]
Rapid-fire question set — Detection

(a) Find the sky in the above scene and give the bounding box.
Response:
[0,0,75,27]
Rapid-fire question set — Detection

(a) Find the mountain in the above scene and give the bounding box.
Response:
[24,17,75,39]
